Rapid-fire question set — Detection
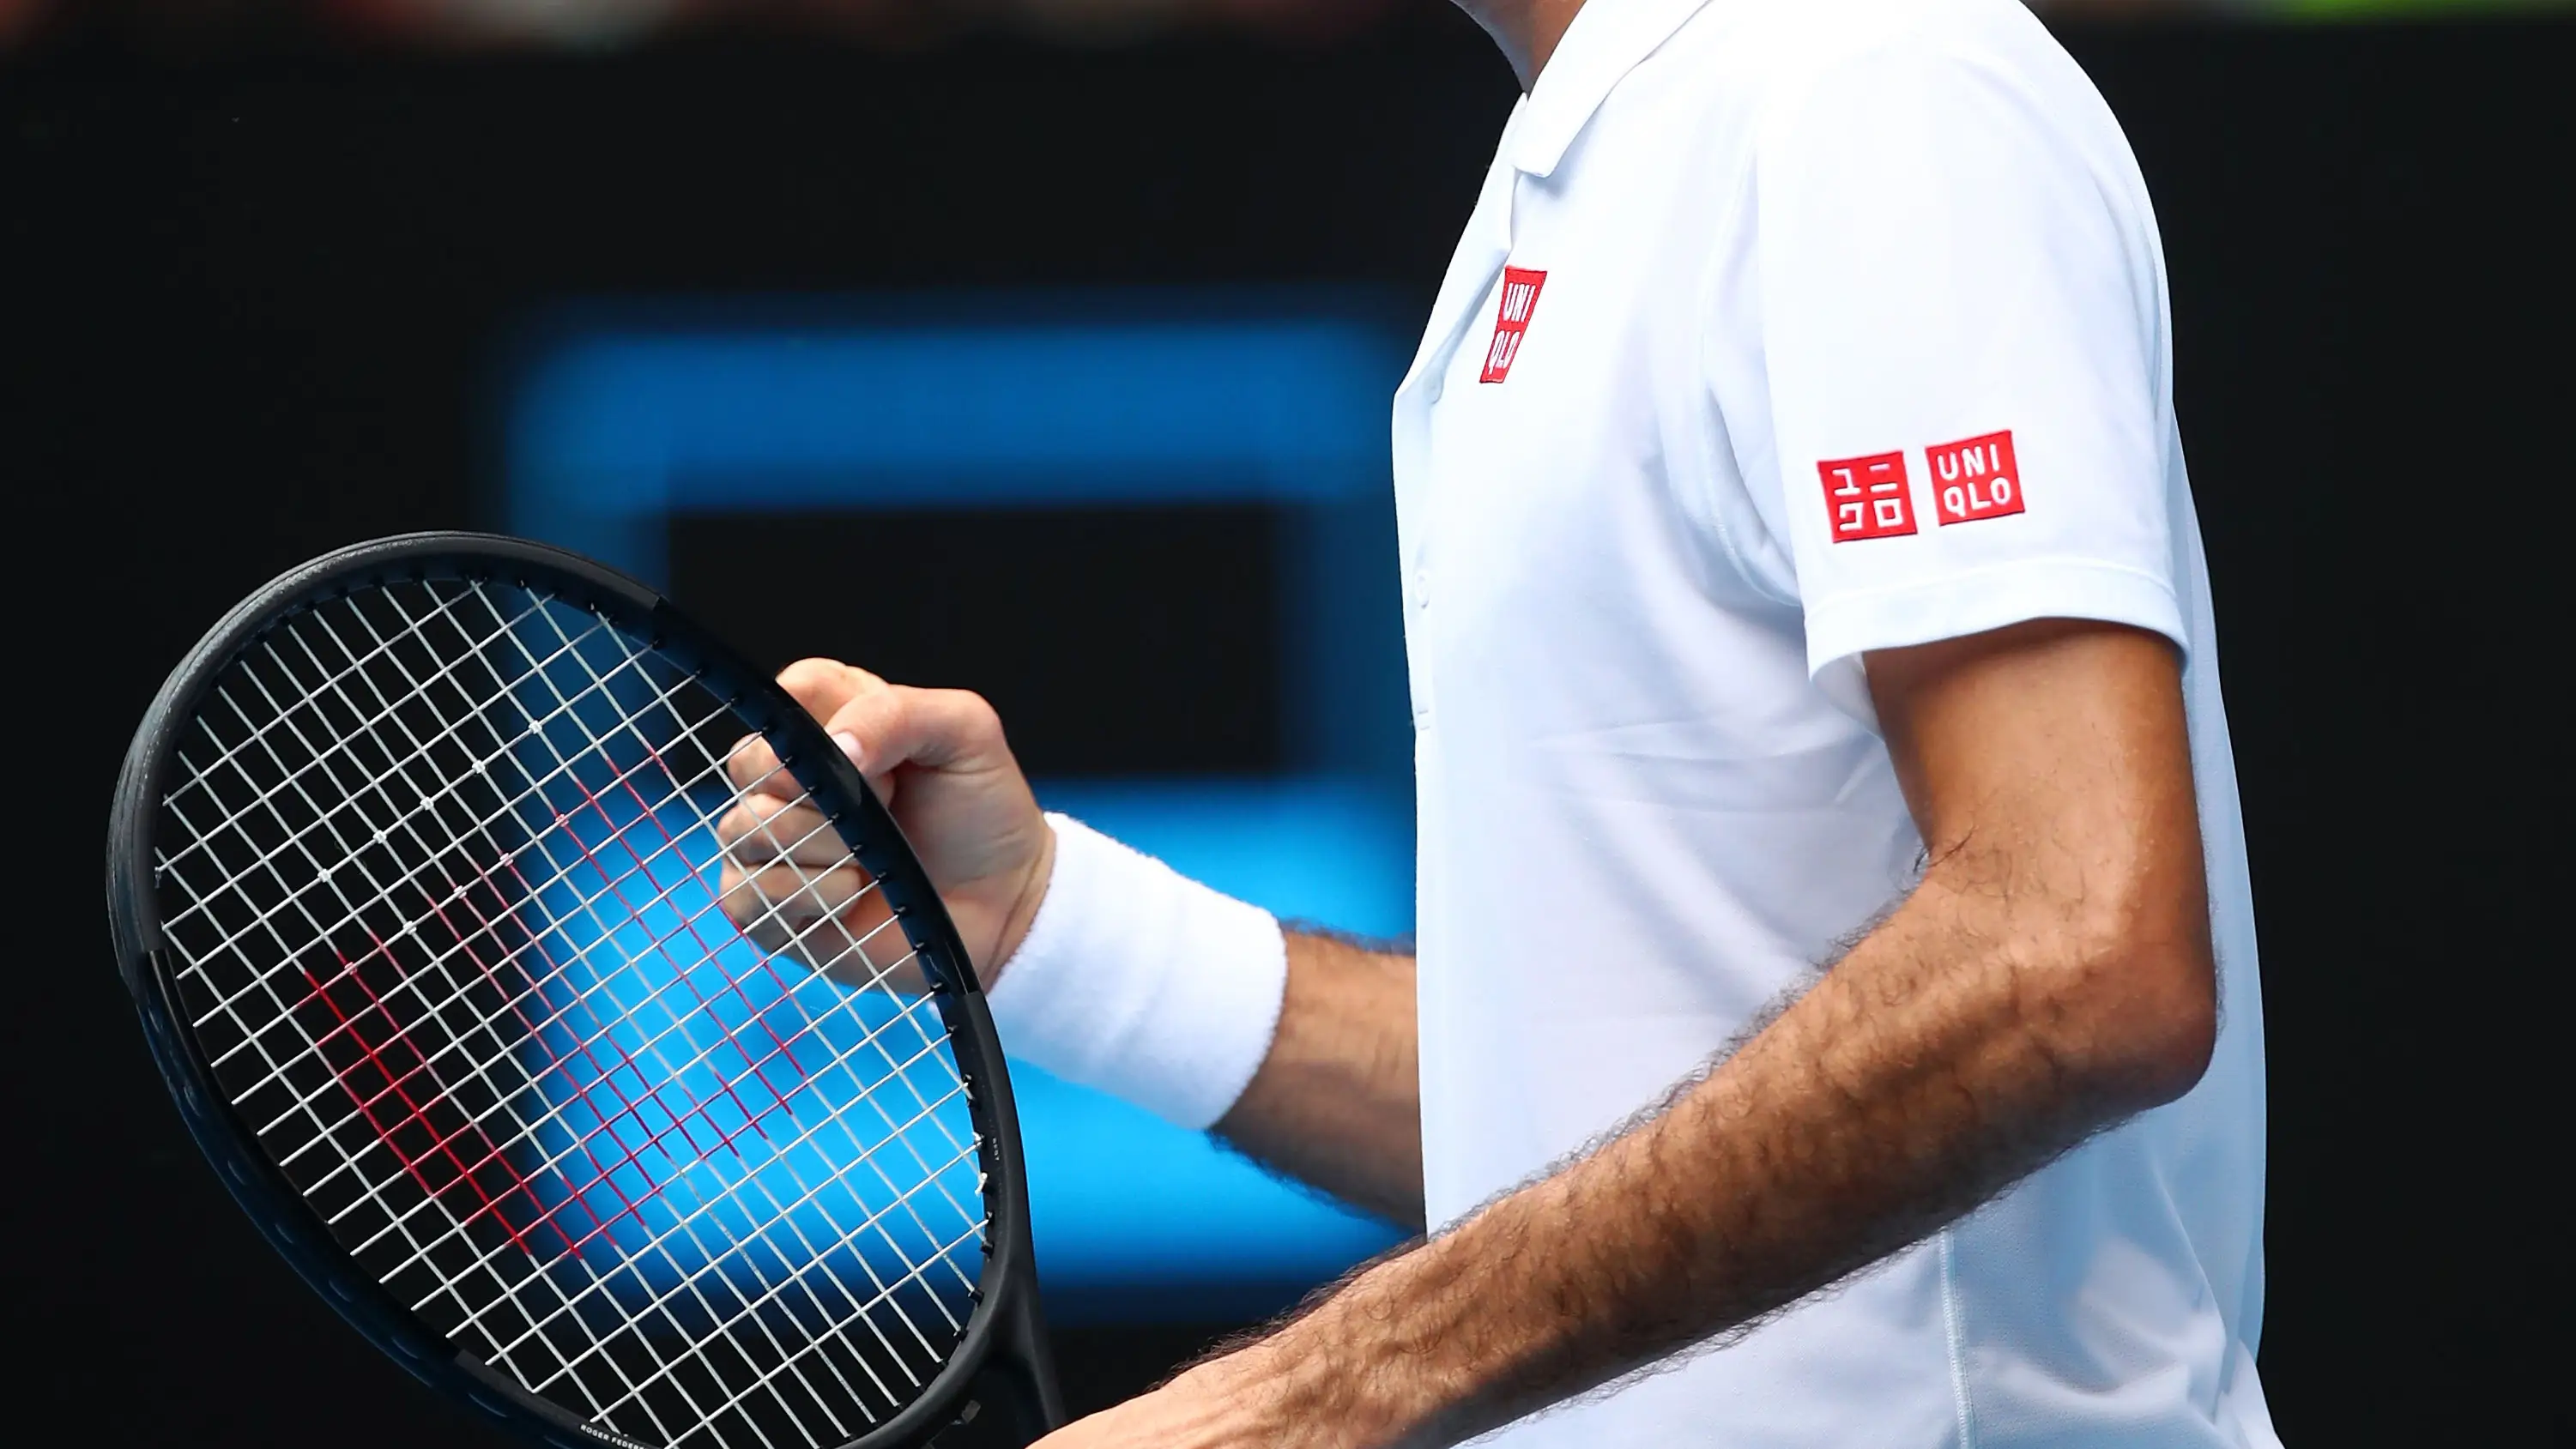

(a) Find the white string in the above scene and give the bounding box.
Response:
[178,584,968,1441]
[176,623,704,1441]
[246,687,792,1171]
[154,589,555,897]
[260,605,829,1449]
[523,595,989,1297]
[441,599,977,1381]
[150,576,992,1448]
[175,625,696,1032]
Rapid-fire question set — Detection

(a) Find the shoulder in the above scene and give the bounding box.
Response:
[1646,0,2119,148]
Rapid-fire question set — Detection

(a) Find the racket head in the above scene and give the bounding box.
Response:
[105,532,1057,1449]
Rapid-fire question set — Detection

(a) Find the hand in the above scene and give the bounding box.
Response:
[714,660,1054,992]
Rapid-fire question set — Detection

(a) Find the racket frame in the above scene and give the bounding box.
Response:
[105,532,1061,1449]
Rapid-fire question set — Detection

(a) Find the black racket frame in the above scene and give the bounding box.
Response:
[104,532,1063,1449]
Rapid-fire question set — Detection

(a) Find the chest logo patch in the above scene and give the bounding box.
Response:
[1929,431,2025,526]
[1817,450,1919,541]
[1478,267,1548,383]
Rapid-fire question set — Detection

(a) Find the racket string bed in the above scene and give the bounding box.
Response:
[171,584,973,1441]
[148,575,992,1449]
[165,600,781,1445]
[250,596,868,1445]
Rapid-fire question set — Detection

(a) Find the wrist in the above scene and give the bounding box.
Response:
[1237,1295,1432,1449]
[981,814,1058,988]
[1179,1334,1361,1449]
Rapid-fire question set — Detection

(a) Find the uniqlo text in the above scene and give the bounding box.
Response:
[1928,430,2026,526]
[1479,268,1548,383]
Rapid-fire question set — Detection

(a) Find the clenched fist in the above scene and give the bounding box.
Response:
[715,660,1055,993]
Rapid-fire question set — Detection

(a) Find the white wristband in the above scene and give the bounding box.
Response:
[982,813,1288,1132]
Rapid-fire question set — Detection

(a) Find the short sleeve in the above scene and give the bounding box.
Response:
[1751,44,2182,723]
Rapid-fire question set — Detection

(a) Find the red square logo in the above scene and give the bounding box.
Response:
[1928,430,2026,526]
[1478,267,1547,383]
[1817,450,1917,541]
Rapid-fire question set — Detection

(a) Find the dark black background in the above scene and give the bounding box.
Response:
[670,504,1286,776]
[5,9,2567,1445]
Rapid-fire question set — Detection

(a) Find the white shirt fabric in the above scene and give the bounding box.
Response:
[1394,0,2278,1444]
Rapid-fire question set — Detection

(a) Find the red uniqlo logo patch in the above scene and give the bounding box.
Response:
[1928,430,2026,526]
[1478,268,1547,383]
[1817,450,1918,541]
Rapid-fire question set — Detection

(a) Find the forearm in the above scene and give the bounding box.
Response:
[1249,853,2214,1447]
[1218,930,1423,1228]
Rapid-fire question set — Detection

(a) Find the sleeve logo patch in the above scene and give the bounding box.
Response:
[1928,430,2025,526]
[1478,267,1547,383]
[1817,450,1918,541]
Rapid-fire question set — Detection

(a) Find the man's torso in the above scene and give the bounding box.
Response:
[1394,0,2277,1443]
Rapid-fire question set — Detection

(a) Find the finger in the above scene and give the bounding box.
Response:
[733,660,893,802]
[716,860,889,943]
[714,793,845,867]
[775,658,887,729]
[724,731,802,801]
[716,861,910,985]
[823,684,1007,786]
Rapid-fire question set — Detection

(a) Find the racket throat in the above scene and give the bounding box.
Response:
[961,1289,1064,1445]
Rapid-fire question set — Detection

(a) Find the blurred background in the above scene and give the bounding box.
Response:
[4,0,2567,1444]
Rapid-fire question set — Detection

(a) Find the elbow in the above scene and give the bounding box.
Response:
[2113,946,2217,1110]
[2042,920,2218,1115]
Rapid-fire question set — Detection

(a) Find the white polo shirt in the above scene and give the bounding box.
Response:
[1395,0,2279,1444]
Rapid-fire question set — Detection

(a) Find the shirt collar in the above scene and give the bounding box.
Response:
[1506,0,1718,178]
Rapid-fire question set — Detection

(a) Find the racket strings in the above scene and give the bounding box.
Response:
[178,582,983,1449]
[156,593,722,1436]
[160,595,777,1441]
[153,576,991,1449]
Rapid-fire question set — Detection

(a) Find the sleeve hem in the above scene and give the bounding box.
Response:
[1805,557,2186,729]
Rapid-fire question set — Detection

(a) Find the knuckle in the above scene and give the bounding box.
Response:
[776,659,882,715]
[904,685,991,734]
[774,658,838,697]
[725,739,774,785]
[937,687,1005,746]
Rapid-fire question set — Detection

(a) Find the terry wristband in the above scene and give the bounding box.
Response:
[981,812,1289,1132]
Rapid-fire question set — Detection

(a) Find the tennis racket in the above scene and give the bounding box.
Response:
[105,533,1063,1449]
